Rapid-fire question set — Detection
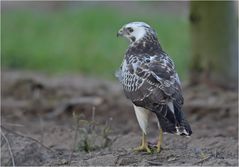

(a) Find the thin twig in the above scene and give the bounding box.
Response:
[193,155,211,165]
[1,130,15,167]
[1,126,55,152]
[69,110,80,165]
[38,112,45,144]
[92,106,95,122]
[91,106,96,132]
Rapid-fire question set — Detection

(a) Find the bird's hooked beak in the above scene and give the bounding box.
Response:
[117,28,124,37]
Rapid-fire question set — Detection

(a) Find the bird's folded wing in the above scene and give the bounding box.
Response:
[120,53,183,109]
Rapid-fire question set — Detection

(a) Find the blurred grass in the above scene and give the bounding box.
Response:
[2,6,189,79]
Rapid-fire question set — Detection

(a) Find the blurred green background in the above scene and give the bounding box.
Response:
[2,1,190,79]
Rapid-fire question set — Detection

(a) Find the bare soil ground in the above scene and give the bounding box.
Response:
[1,71,238,166]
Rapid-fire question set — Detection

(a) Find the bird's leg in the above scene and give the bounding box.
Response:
[156,128,163,153]
[134,132,151,153]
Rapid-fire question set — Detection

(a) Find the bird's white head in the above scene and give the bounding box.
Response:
[117,22,156,43]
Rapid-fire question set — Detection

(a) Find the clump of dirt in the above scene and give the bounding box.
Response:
[1,70,238,166]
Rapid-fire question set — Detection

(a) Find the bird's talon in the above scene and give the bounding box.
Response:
[156,142,161,153]
[133,144,152,153]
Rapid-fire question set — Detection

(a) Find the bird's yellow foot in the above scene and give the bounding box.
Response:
[133,132,152,153]
[133,143,152,153]
[156,141,161,153]
[156,128,163,153]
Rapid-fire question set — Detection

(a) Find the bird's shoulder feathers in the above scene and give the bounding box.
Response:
[116,51,183,107]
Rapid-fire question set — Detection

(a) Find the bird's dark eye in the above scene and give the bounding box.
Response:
[127,27,134,33]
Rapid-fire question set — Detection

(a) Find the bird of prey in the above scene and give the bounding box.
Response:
[116,22,192,153]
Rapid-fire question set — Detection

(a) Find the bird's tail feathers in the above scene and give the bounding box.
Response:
[155,104,192,136]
